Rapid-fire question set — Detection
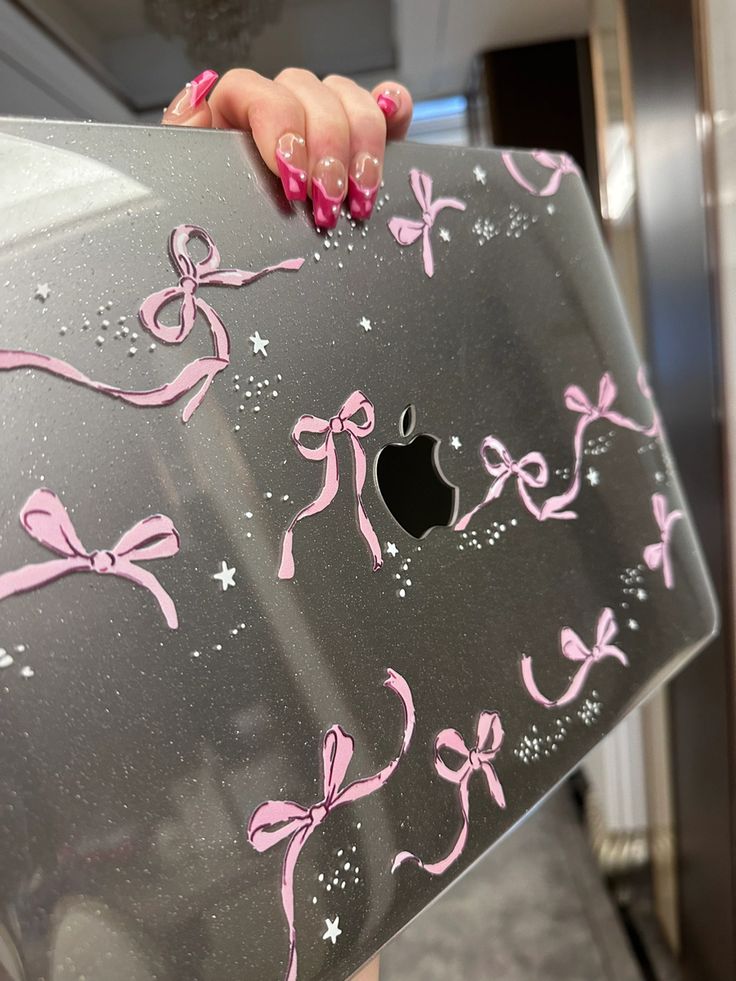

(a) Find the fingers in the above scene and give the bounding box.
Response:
[161,69,218,128]
[324,74,385,221]
[372,80,414,140]
[161,67,414,228]
[277,68,351,229]
[209,69,309,202]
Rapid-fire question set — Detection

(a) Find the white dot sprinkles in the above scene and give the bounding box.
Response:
[514,718,570,763]
[395,557,413,599]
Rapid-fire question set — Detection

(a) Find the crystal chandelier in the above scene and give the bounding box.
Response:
[145,0,286,68]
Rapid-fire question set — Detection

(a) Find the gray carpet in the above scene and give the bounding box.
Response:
[381,789,644,981]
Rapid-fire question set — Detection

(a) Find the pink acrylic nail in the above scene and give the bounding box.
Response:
[188,69,219,109]
[377,87,401,118]
[312,157,346,229]
[348,152,381,221]
[276,133,308,201]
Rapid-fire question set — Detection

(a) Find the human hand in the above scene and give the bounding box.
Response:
[162,69,413,229]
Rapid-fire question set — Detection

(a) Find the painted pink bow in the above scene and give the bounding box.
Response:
[278,390,383,580]
[521,608,628,708]
[643,493,682,589]
[0,488,180,628]
[538,373,650,521]
[388,169,466,277]
[455,436,549,531]
[502,150,579,197]
[247,669,415,981]
[392,710,506,878]
[0,225,304,423]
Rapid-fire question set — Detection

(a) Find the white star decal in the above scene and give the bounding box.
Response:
[213,561,236,591]
[322,916,342,945]
[586,467,600,486]
[473,165,487,185]
[450,436,462,450]
[385,542,398,557]
[439,228,451,242]
[34,283,50,302]
[249,331,269,357]
[359,316,372,332]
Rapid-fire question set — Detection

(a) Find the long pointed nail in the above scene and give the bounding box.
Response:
[162,70,218,123]
[348,152,381,221]
[276,133,308,201]
[376,87,402,118]
[312,157,346,229]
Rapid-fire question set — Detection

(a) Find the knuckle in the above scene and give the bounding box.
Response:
[220,67,261,91]
[323,73,352,89]
[277,67,318,88]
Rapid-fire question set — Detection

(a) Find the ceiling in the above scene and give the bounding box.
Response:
[17,0,590,112]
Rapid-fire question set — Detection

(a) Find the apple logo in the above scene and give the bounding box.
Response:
[375,404,458,538]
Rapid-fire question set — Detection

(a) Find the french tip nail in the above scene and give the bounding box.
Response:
[312,179,341,228]
[312,158,346,229]
[276,134,308,201]
[348,175,378,221]
[188,69,219,109]
[377,91,400,118]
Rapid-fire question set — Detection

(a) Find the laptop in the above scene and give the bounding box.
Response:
[0,118,717,981]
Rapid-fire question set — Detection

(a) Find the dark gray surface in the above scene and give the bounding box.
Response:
[0,119,717,981]
[382,790,643,981]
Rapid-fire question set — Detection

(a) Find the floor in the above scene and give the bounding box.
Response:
[381,788,645,981]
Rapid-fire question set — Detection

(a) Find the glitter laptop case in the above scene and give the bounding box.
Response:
[0,118,718,981]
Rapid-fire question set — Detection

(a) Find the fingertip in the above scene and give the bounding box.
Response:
[372,81,413,139]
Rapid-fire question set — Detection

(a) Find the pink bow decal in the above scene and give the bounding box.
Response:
[502,150,579,197]
[521,608,628,708]
[455,436,549,531]
[392,711,506,877]
[247,669,415,981]
[0,225,304,423]
[0,488,180,628]
[538,372,657,521]
[278,390,383,580]
[643,493,682,589]
[456,372,662,529]
[388,169,466,277]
